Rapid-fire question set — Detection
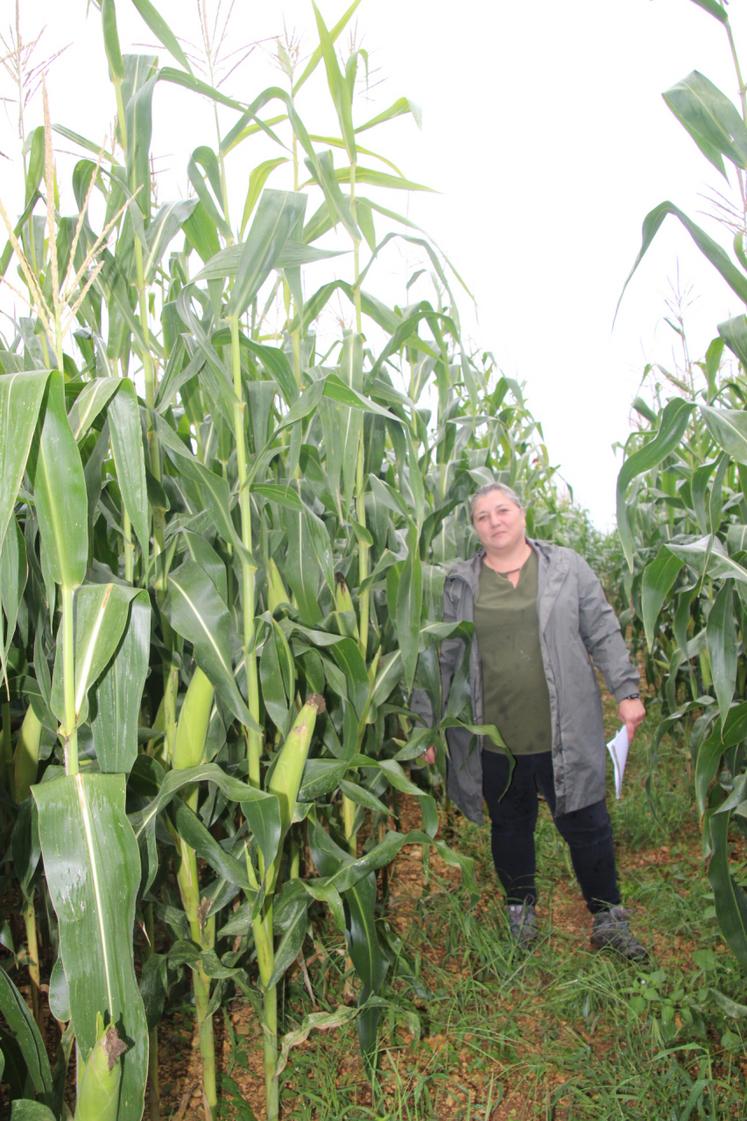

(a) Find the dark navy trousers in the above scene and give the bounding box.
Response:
[481,750,621,914]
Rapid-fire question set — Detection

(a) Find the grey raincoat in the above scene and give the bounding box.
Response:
[438,539,639,822]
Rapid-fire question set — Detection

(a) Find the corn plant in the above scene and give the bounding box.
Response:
[616,0,747,968]
[0,2,568,1119]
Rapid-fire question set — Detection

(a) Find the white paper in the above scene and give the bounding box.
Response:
[606,725,629,800]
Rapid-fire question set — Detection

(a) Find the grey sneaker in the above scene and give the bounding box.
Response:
[506,902,539,948]
[591,905,648,961]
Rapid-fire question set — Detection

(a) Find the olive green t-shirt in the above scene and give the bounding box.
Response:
[474,550,553,755]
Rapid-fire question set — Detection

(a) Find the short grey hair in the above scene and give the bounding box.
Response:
[470,481,524,519]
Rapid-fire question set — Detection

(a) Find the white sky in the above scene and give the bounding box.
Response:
[2,0,745,528]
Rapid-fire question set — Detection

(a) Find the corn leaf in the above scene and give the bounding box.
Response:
[89,591,151,773]
[143,198,198,280]
[706,581,737,725]
[616,398,695,569]
[668,536,747,584]
[123,54,159,219]
[32,773,148,1121]
[718,314,747,367]
[335,166,433,192]
[170,800,251,889]
[395,534,423,695]
[308,819,388,1062]
[130,762,281,885]
[69,378,120,442]
[689,0,728,23]
[240,157,289,234]
[227,190,306,318]
[304,150,359,240]
[329,637,369,720]
[641,548,685,648]
[158,65,246,112]
[267,883,311,988]
[155,415,242,550]
[9,1101,57,1120]
[128,0,192,70]
[617,201,747,318]
[275,1005,359,1079]
[293,0,364,95]
[259,620,293,732]
[707,809,747,968]
[311,4,356,160]
[663,70,747,175]
[108,378,150,562]
[0,370,49,555]
[101,0,124,81]
[0,968,53,1105]
[356,97,422,134]
[165,559,255,729]
[187,145,230,234]
[195,239,343,283]
[182,199,221,262]
[282,507,325,623]
[700,403,747,464]
[29,371,88,590]
[50,583,139,729]
[0,517,26,688]
[240,338,299,405]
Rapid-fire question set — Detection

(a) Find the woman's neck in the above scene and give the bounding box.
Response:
[483,539,532,575]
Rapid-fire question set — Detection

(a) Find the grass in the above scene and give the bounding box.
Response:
[200,718,747,1120]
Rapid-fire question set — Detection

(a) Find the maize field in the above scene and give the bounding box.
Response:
[0,1,745,1119]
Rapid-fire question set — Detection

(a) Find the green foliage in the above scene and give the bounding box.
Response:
[616,2,747,968]
[0,2,575,1119]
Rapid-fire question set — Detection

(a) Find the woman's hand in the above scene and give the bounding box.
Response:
[618,697,646,743]
[422,744,437,765]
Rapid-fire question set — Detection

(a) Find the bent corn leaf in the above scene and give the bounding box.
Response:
[700,403,747,464]
[617,201,747,318]
[663,70,747,175]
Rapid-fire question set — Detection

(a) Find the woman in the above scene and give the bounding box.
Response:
[424,481,647,958]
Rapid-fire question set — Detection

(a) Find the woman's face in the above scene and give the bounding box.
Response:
[471,490,526,554]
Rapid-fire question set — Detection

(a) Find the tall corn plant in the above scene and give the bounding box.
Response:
[616,0,747,967]
[0,3,565,1120]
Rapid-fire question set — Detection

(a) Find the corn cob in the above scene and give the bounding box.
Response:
[268,694,325,834]
[13,704,42,804]
[173,665,214,771]
[74,1014,127,1121]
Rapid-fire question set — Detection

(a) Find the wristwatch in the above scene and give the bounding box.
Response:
[621,692,640,700]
